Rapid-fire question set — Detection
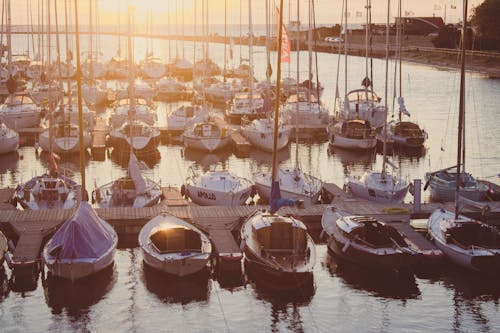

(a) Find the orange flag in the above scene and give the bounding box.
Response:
[275,6,290,63]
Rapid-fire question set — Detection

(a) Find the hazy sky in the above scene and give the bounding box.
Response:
[8,0,485,26]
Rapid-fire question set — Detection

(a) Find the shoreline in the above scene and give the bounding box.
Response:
[9,31,500,78]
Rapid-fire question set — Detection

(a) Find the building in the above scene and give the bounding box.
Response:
[395,16,445,35]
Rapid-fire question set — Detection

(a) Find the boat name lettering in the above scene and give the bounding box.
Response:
[197,191,216,200]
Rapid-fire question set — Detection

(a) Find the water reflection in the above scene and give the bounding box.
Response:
[214,262,245,291]
[324,253,420,300]
[245,260,315,333]
[244,260,315,303]
[109,147,161,169]
[393,146,427,161]
[141,263,210,304]
[441,266,500,333]
[327,145,376,171]
[39,150,90,177]
[42,264,116,315]
[0,269,10,300]
[247,144,291,168]
[0,151,19,175]
[182,148,231,170]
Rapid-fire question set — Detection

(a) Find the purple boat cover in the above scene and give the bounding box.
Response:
[48,202,115,259]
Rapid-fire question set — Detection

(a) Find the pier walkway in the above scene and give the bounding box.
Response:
[1,184,499,276]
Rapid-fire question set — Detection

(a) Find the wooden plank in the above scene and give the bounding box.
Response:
[208,228,241,255]
[12,231,44,264]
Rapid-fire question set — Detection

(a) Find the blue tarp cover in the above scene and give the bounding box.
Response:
[48,202,115,259]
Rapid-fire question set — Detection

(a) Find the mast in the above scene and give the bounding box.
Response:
[455,0,468,219]
[127,2,135,154]
[74,0,87,200]
[248,0,254,105]
[344,0,348,102]
[382,0,390,179]
[265,0,271,82]
[223,0,227,82]
[398,0,403,122]
[271,0,285,196]
[294,0,300,167]
[307,0,312,95]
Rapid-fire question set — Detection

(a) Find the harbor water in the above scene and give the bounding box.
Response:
[0,35,499,332]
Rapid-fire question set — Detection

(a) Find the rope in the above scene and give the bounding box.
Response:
[211,279,230,333]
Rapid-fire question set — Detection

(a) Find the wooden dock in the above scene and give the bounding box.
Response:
[91,117,109,160]
[1,184,499,277]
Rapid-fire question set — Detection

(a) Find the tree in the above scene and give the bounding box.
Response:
[470,0,500,40]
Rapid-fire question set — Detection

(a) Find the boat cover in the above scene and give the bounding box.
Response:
[47,202,115,259]
[128,153,147,195]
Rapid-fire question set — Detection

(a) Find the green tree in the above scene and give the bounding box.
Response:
[470,0,500,39]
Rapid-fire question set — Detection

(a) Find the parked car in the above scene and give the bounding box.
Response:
[325,36,344,43]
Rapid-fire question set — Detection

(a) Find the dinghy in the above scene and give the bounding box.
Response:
[42,202,118,281]
[321,206,421,272]
[139,213,212,277]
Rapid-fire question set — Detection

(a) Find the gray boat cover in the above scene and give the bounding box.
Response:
[48,202,115,259]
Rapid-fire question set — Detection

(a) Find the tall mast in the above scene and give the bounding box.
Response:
[127,2,136,155]
[223,0,227,82]
[271,0,285,192]
[382,0,390,179]
[74,0,87,200]
[455,0,468,219]
[248,0,254,104]
[294,0,300,167]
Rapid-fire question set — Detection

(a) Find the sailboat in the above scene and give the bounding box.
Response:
[281,1,329,133]
[42,202,118,281]
[321,206,421,271]
[108,9,159,154]
[240,1,316,289]
[39,121,92,155]
[81,0,109,106]
[12,153,79,211]
[345,1,409,204]
[327,3,376,151]
[0,82,41,131]
[427,1,500,273]
[340,1,387,129]
[183,167,254,206]
[0,121,19,154]
[382,1,427,149]
[92,153,162,208]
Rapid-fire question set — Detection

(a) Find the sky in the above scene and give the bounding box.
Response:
[7,0,485,27]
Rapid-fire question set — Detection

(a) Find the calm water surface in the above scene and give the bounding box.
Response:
[0,36,499,332]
